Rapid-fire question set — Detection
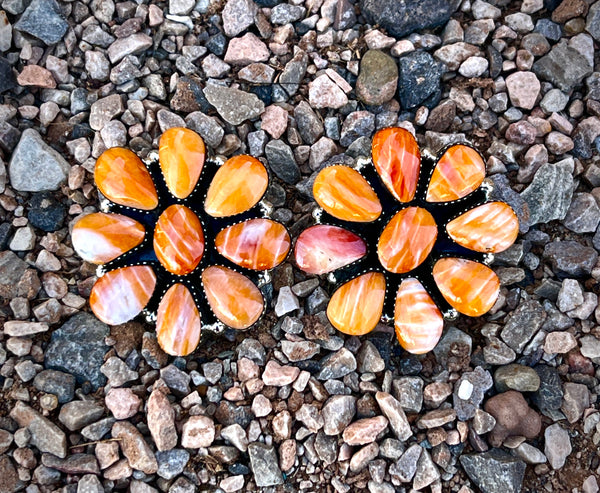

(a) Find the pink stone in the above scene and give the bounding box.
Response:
[309,74,349,109]
[261,105,288,139]
[224,33,269,65]
[294,225,367,275]
[17,65,56,88]
[105,388,141,420]
[342,416,389,445]
[506,71,540,110]
[262,360,299,386]
[181,416,215,448]
[147,385,177,451]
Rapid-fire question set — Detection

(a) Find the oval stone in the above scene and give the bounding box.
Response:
[395,278,444,354]
[159,127,205,199]
[295,225,367,275]
[153,205,204,275]
[426,145,486,203]
[215,219,290,270]
[205,155,268,217]
[327,272,385,336]
[372,127,421,203]
[90,265,156,325]
[72,212,145,264]
[202,266,264,329]
[378,207,437,274]
[156,283,201,356]
[446,202,519,253]
[313,165,382,222]
[95,147,158,210]
[433,258,500,317]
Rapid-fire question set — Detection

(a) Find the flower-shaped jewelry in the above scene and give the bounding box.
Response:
[294,127,518,354]
[72,127,290,356]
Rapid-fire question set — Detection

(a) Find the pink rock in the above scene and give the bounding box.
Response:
[279,439,297,472]
[506,71,540,110]
[105,388,141,420]
[17,65,56,88]
[261,105,288,139]
[342,416,389,445]
[544,331,577,354]
[111,421,158,474]
[224,33,269,65]
[147,385,177,451]
[308,74,349,109]
[262,360,300,386]
[220,475,245,492]
[181,416,215,448]
[350,442,379,472]
[237,357,259,381]
[224,386,245,401]
[294,225,367,275]
[95,441,120,470]
[251,394,272,417]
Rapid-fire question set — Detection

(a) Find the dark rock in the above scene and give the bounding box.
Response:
[0,222,12,250]
[543,240,598,278]
[532,41,593,92]
[535,19,562,41]
[356,50,398,106]
[13,0,68,45]
[33,370,75,404]
[500,300,545,353]
[207,33,227,56]
[531,365,564,417]
[248,443,283,487]
[215,401,254,428]
[294,101,324,145]
[453,367,493,421]
[279,51,308,97]
[44,313,110,390]
[156,449,190,480]
[397,51,445,109]
[426,100,456,132]
[265,140,301,184]
[170,77,212,113]
[0,58,16,93]
[460,449,526,493]
[27,192,66,232]
[340,111,375,147]
[360,0,456,38]
[562,192,600,233]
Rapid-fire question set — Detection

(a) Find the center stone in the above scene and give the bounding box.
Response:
[378,207,437,274]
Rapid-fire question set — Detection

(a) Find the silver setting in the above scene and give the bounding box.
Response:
[312,207,323,224]
[256,271,271,288]
[327,272,337,284]
[442,308,459,321]
[354,156,372,171]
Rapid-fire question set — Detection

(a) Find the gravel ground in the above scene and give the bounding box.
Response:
[1,0,600,491]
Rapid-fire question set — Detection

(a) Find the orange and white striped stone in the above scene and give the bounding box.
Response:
[446,202,519,253]
[159,127,205,199]
[156,284,201,356]
[395,278,443,354]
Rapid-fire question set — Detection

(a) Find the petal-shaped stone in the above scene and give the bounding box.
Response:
[90,266,156,325]
[95,148,158,210]
[159,127,205,199]
[202,266,264,329]
[327,272,385,336]
[295,225,367,275]
[433,258,500,317]
[372,127,420,202]
[395,279,443,354]
[313,165,382,222]
[156,284,201,356]
[446,202,519,253]
[153,205,204,275]
[215,219,290,271]
[378,207,437,274]
[204,155,268,217]
[426,145,486,203]
[72,213,145,264]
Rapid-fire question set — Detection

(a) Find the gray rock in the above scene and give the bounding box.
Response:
[44,313,110,390]
[540,89,569,113]
[33,369,75,404]
[294,101,323,145]
[222,0,256,37]
[375,392,412,441]
[544,423,571,470]
[533,41,593,92]
[0,57,16,94]
[185,112,224,148]
[265,140,300,184]
[520,163,573,226]
[389,444,421,482]
[460,450,526,493]
[340,111,375,147]
[248,443,283,487]
[58,401,105,431]
[531,365,564,417]
[280,51,308,97]
[500,300,545,352]
[587,1,600,41]
[317,348,357,380]
[271,3,305,24]
[77,475,103,493]
[397,51,445,109]
[204,83,264,125]
[453,366,493,421]
[543,240,598,278]
[107,33,153,64]
[9,129,70,192]
[494,364,541,393]
[561,382,589,423]
[10,401,66,458]
[322,395,356,435]
[392,377,423,414]
[13,0,68,45]
[360,0,456,38]
[356,50,398,106]
[413,449,440,490]
[156,449,190,480]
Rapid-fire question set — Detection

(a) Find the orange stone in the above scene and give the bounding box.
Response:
[201,266,264,329]
[156,283,201,356]
[90,265,156,325]
[215,219,290,270]
[432,258,500,317]
[294,225,367,275]
[378,207,437,274]
[395,278,443,354]
[159,127,205,199]
[153,205,204,275]
[426,145,486,203]
[95,147,158,210]
[205,155,268,217]
[446,202,519,253]
[72,212,145,264]
[327,272,385,336]
[313,165,382,222]
[372,127,421,202]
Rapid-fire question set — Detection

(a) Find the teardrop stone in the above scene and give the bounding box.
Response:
[202,266,264,329]
[327,272,385,336]
[153,204,204,275]
[372,127,420,202]
[215,219,290,270]
[95,147,158,210]
[378,207,437,274]
[426,145,486,203]
[205,155,268,217]
[313,165,382,222]
[446,202,519,253]
[90,265,156,325]
[159,127,205,199]
[395,278,443,354]
[432,258,499,317]
[156,284,201,356]
[72,212,145,264]
[295,225,367,275]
